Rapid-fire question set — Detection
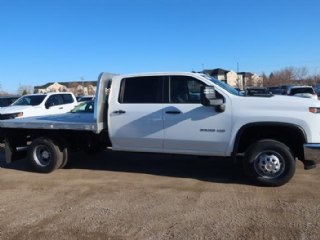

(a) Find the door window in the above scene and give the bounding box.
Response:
[61,94,74,104]
[170,76,205,103]
[46,95,63,107]
[119,76,164,103]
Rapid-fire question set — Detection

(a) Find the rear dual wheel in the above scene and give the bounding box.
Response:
[28,137,68,173]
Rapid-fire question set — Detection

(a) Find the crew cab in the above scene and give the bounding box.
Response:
[0,72,319,186]
[0,92,77,120]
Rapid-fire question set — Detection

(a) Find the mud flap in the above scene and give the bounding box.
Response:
[4,139,27,163]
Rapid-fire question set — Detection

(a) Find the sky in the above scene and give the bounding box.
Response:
[1,0,320,93]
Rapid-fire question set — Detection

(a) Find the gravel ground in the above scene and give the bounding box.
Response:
[0,148,320,240]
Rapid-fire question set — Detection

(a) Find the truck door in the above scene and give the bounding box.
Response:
[163,76,232,155]
[45,94,76,114]
[108,76,166,151]
[45,95,64,114]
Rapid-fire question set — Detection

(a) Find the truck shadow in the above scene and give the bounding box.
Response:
[70,151,249,184]
[0,148,249,185]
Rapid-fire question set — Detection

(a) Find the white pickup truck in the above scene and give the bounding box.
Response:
[0,92,78,120]
[0,72,319,186]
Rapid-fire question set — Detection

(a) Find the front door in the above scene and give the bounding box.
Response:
[163,76,232,155]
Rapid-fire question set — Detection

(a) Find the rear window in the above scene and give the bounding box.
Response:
[119,76,164,103]
[62,94,74,104]
[290,87,314,95]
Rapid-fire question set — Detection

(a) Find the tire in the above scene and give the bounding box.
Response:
[57,138,69,169]
[59,146,69,169]
[28,137,63,173]
[243,139,295,187]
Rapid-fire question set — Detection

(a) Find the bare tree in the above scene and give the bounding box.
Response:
[261,73,270,86]
[68,82,79,95]
[294,67,308,81]
[87,85,96,95]
[17,85,33,95]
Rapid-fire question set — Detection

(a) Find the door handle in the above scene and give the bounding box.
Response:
[165,111,181,114]
[113,110,126,114]
[59,107,63,109]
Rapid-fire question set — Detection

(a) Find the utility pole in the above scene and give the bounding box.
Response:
[236,62,241,89]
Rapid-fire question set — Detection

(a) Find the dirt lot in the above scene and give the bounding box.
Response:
[0,147,320,240]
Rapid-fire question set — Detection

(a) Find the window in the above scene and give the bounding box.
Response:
[0,97,18,107]
[120,76,164,103]
[61,94,74,104]
[170,76,205,103]
[12,95,46,106]
[71,101,94,113]
[46,95,63,107]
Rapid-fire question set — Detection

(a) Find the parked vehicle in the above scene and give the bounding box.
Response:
[71,100,94,113]
[0,92,77,120]
[76,95,95,102]
[280,84,292,95]
[245,87,271,96]
[287,86,318,100]
[0,96,19,107]
[0,72,320,186]
[314,84,320,97]
[268,87,282,95]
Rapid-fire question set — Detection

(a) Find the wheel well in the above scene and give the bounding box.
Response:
[235,124,306,160]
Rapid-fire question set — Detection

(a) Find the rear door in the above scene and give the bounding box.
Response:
[60,94,77,112]
[45,94,76,114]
[45,94,64,114]
[108,76,166,151]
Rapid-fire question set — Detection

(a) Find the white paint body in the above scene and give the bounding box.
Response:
[107,72,320,156]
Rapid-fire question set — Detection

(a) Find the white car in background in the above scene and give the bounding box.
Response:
[287,86,318,100]
[0,92,77,120]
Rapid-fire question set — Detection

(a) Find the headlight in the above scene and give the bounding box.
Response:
[14,112,23,118]
[0,112,23,120]
[8,112,23,118]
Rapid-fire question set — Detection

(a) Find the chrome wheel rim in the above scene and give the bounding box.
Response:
[254,151,285,178]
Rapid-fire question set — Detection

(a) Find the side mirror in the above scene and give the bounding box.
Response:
[201,86,225,112]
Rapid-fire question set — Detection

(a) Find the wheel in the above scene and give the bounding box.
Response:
[28,137,63,173]
[243,139,295,187]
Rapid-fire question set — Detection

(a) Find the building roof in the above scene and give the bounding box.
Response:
[203,68,230,76]
[34,81,97,90]
[237,72,253,77]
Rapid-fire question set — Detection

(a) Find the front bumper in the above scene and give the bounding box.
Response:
[303,144,320,169]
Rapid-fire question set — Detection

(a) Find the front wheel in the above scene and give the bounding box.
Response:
[243,139,295,187]
[28,137,63,173]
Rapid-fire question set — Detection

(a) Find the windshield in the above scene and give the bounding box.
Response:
[204,76,241,96]
[12,95,46,106]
